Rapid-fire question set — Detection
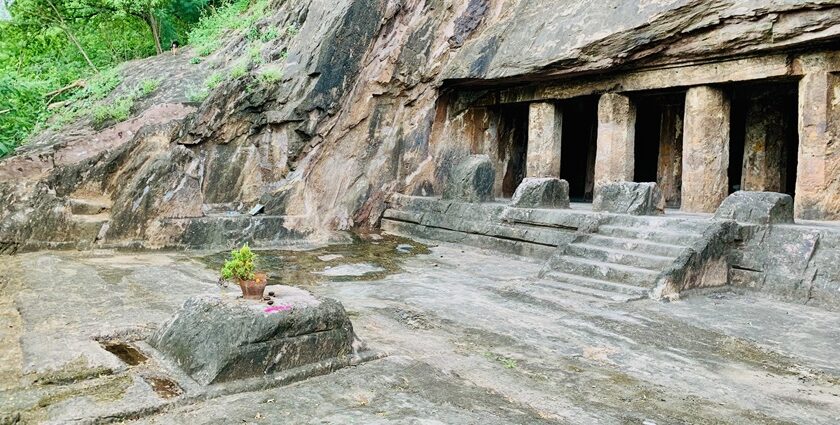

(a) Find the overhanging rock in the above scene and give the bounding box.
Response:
[714,191,794,225]
[593,182,665,216]
[148,286,364,385]
[511,178,570,209]
[441,154,495,203]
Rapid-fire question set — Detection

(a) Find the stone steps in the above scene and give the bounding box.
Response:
[566,242,677,269]
[596,225,701,246]
[549,255,662,288]
[528,279,645,303]
[577,234,688,257]
[541,271,649,297]
[69,198,112,215]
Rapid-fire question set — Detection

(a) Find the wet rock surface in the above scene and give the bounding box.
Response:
[149,290,360,385]
[510,177,570,209]
[593,182,665,215]
[1,240,840,423]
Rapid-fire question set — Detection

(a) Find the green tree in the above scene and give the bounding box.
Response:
[10,0,101,71]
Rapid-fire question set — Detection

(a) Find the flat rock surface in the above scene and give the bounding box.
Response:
[1,241,840,423]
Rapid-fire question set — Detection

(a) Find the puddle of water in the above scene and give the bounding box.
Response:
[100,341,148,366]
[143,376,183,399]
[200,233,430,286]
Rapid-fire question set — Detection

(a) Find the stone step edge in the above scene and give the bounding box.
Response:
[569,242,680,261]
[554,255,663,276]
[582,233,689,251]
[542,271,652,295]
[531,279,646,303]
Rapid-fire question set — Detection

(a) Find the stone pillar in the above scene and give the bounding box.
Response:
[682,86,730,213]
[594,93,635,192]
[742,90,787,193]
[796,69,840,220]
[656,103,683,208]
[526,102,562,178]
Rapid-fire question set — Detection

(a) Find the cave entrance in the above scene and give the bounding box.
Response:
[559,96,599,202]
[729,81,799,198]
[494,103,529,198]
[632,91,686,208]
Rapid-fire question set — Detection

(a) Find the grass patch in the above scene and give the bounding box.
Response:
[138,78,161,97]
[257,68,282,84]
[186,85,210,103]
[188,0,271,57]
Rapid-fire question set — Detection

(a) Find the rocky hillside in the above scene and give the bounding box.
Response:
[1,0,838,252]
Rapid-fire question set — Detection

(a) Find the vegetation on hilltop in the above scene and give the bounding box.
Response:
[0,0,273,157]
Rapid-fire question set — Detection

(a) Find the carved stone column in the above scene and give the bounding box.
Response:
[796,65,840,220]
[682,86,730,213]
[594,93,635,192]
[526,102,562,178]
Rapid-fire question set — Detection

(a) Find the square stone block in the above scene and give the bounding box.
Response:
[510,177,570,209]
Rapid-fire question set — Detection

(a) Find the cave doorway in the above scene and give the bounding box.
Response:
[632,91,686,208]
[729,81,799,197]
[559,96,599,202]
[494,103,529,198]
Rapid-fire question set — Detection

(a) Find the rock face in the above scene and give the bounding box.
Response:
[441,155,495,203]
[2,0,840,250]
[593,182,665,215]
[148,288,360,385]
[510,178,569,209]
[714,191,794,225]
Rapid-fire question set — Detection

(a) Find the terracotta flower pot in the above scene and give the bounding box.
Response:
[238,272,268,300]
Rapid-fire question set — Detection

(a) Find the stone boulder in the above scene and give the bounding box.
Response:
[714,191,794,225]
[510,178,570,209]
[593,182,665,216]
[148,286,361,385]
[441,155,495,203]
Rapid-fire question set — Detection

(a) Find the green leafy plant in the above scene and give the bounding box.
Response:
[221,244,257,281]
[190,57,202,64]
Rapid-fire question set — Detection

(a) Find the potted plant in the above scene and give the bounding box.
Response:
[221,244,267,300]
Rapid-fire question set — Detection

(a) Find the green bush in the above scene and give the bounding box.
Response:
[205,72,224,89]
[185,85,209,103]
[138,79,162,97]
[221,243,257,281]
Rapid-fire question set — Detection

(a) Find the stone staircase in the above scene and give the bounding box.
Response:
[67,196,112,245]
[539,215,712,302]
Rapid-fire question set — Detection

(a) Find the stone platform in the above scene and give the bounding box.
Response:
[148,286,364,386]
[382,194,840,309]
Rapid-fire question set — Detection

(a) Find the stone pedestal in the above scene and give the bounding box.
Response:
[527,102,562,178]
[682,86,730,213]
[510,177,570,209]
[714,191,794,225]
[592,182,665,215]
[148,287,361,385]
[796,69,840,220]
[595,93,636,193]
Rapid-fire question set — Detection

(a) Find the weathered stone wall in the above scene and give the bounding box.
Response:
[730,224,840,311]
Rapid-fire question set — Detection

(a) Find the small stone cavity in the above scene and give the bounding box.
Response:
[144,376,183,399]
[100,341,148,366]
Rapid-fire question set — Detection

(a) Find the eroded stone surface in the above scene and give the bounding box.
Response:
[526,102,562,178]
[510,177,569,209]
